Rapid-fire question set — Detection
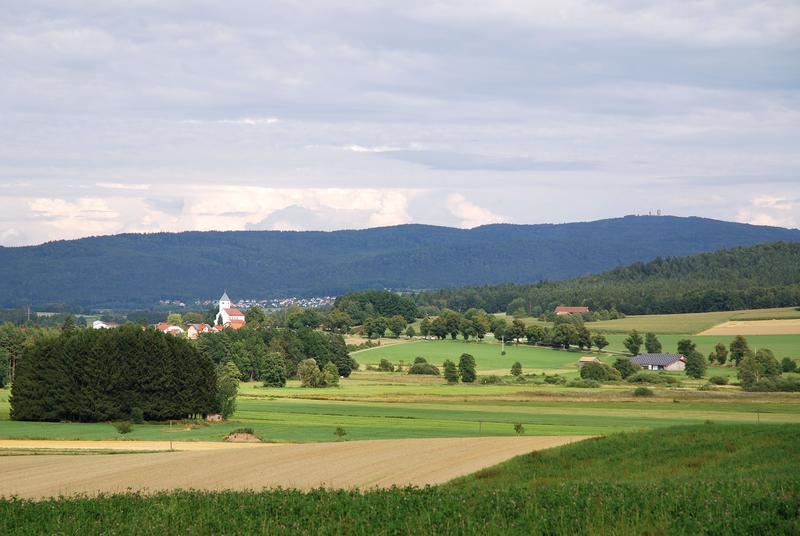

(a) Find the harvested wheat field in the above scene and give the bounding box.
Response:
[698,319,800,336]
[0,436,588,499]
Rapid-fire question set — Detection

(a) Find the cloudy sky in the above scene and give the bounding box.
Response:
[1,1,799,246]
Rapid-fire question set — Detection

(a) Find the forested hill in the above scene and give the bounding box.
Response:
[417,242,800,315]
[1,215,799,308]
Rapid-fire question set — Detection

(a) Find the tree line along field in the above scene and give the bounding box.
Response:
[1,425,797,535]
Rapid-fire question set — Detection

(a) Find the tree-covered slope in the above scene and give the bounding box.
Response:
[417,241,800,315]
[1,215,798,308]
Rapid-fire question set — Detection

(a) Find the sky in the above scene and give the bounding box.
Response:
[1,1,799,247]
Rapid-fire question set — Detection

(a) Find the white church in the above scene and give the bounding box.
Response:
[215,291,246,329]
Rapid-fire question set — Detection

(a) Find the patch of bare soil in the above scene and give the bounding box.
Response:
[225,432,261,443]
[698,319,800,336]
[0,436,589,499]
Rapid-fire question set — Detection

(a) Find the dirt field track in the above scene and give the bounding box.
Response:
[0,439,266,452]
[0,436,588,499]
[698,319,800,336]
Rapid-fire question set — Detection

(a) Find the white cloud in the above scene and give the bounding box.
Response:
[219,117,280,125]
[446,194,506,228]
[28,197,122,241]
[96,182,150,191]
[346,145,406,153]
[736,196,799,228]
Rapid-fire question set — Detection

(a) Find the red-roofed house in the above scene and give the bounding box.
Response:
[157,323,185,336]
[215,291,247,329]
[187,323,214,339]
[555,306,590,315]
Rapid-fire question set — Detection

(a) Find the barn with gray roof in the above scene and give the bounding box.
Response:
[631,353,686,371]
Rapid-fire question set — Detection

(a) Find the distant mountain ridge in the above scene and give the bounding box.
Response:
[1,215,799,308]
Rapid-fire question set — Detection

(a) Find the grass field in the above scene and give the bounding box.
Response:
[2,425,797,535]
[3,373,799,443]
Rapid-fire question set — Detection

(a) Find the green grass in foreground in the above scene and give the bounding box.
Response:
[1,425,797,535]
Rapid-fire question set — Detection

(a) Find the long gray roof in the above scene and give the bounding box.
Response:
[631,353,685,366]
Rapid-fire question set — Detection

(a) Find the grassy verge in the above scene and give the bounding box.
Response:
[1,425,797,535]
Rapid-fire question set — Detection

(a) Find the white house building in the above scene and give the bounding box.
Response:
[215,291,246,329]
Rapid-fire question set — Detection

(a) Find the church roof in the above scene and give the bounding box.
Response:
[220,291,230,302]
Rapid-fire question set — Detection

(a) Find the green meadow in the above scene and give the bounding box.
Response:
[2,372,799,442]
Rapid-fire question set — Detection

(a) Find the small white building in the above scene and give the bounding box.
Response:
[578,356,600,368]
[92,320,118,329]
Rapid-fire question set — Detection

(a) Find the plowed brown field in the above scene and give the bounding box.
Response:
[0,436,588,498]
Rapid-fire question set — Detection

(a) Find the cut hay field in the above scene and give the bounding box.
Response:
[698,318,800,336]
[503,307,800,334]
[0,436,588,498]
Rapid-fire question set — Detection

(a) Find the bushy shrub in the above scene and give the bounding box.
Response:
[612,358,641,379]
[567,379,600,388]
[298,358,324,387]
[698,383,718,391]
[780,357,797,373]
[114,421,133,434]
[414,356,427,364]
[377,359,394,372]
[544,375,566,385]
[408,362,440,375]
[627,372,679,385]
[322,361,340,387]
[580,362,622,382]
[633,386,654,397]
[709,376,728,385]
[743,376,800,392]
[230,427,255,435]
[479,375,504,385]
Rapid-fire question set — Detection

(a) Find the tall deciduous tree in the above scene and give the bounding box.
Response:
[458,353,477,383]
[644,333,662,353]
[261,352,287,388]
[298,358,323,388]
[216,361,241,419]
[623,330,644,355]
[729,336,751,366]
[443,360,459,383]
[245,305,266,328]
[387,315,407,338]
[592,334,609,352]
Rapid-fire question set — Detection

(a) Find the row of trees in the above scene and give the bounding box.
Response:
[195,327,357,387]
[10,326,217,422]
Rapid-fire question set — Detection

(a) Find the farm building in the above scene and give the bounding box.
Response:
[215,291,246,329]
[631,353,686,371]
[555,306,589,315]
[578,356,600,367]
